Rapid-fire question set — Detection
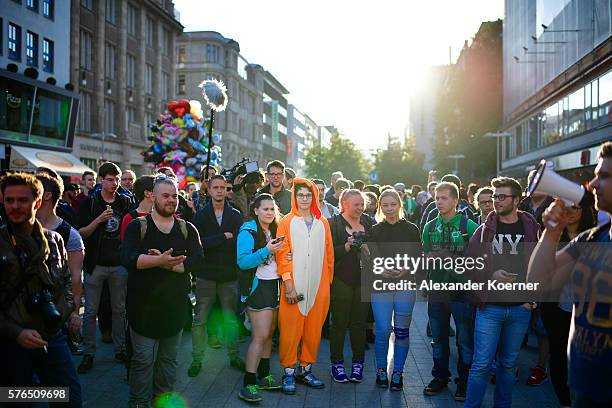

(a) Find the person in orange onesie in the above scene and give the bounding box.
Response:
[276,177,334,395]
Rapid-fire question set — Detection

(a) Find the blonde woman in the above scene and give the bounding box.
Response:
[369,189,422,390]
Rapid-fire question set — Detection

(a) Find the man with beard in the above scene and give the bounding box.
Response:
[121,176,204,407]
[0,172,81,406]
[77,162,133,373]
[258,160,292,215]
[528,141,612,407]
[464,177,540,408]
[156,167,193,221]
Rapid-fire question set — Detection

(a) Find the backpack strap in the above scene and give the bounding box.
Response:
[177,218,188,240]
[459,214,470,245]
[55,219,72,247]
[137,216,147,241]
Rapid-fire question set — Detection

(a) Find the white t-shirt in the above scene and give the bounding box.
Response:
[256,230,278,280]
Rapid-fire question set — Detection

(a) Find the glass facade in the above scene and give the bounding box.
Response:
[505,68,612,159]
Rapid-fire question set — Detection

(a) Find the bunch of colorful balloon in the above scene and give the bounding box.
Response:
[142,99,222,185]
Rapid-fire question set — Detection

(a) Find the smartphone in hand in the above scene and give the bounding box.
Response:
[172,249,187,257]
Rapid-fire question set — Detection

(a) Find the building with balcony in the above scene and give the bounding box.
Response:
[501,0,612,183]
[70,0,183,176]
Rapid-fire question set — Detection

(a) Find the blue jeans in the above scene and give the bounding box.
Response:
[0,334,82,407]
[465,304,531,408]
[427,301,474,384]
[371,290,416,372]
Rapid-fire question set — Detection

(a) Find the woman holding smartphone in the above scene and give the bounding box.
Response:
[369,189,422,390]
[236,193,284,403]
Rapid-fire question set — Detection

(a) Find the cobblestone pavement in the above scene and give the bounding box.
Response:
[75,300,560,407]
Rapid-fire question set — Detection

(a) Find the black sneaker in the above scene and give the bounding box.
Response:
[454,381,467,402]
[238,385,262,403]
[375,369,389,388]
[390,371,403,391]
[423,378,448,395]
[78,355,94,374]
[187,360,202,377]
[115,351,128,364]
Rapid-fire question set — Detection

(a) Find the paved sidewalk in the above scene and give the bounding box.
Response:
[74,300,561,407]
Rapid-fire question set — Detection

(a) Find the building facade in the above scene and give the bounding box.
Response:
[502,0,612,182]
[262,70,290,166]
[70,0,183,176]
[409,65,451,171]
[175,31,266,169]
[287,104,307,171]
[0,0,85,177]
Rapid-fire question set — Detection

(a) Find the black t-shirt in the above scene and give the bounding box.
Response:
[488,219,525,305]
[77,191,131,271]
[121,215,204,339]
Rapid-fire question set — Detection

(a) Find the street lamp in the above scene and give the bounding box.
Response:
[447,154,465,176]
[91,132,118,163]
[483,132,512,176]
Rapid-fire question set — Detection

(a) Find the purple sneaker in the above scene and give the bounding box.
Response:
[331,361,349,383]
[350,360,364,382]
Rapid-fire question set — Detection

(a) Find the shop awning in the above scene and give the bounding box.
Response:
[9,145,94,178]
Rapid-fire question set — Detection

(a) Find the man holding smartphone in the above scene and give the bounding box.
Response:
[464,177,541,408]
[120,176,204,407]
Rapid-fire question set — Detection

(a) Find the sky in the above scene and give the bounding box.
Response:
[174,0,504,153]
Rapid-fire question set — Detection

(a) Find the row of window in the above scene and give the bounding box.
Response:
[3,20,54,73]
[11,0,54,19]
[505,68,612,159]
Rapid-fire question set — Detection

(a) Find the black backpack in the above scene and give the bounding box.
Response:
[55,219,72,248]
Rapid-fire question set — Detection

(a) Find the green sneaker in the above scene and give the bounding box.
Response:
[238,385,262,403]
[257,375,281,390]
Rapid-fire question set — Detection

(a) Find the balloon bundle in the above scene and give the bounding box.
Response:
[142,99,223,183]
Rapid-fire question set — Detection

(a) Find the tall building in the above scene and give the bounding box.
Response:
[304,113,319,150]
[1,0,86,177]
[287,104,307,171]
[409,65,451,171]
[175,31,265,168]
[70,0,183,176]
[501,0,612,182]
[262,70,290,166]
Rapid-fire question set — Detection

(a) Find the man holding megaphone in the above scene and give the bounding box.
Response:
[528,141,612,407]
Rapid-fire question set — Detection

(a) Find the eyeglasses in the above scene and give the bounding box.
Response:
[296,193,313,200]
[492,194,515,201]
[226,187,233,192]
[267,172,284,178]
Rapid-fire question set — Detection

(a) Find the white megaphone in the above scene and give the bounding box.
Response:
[526,159,586,227]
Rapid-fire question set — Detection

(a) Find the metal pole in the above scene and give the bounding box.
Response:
[204,109,214,180]
[496,136,499,176]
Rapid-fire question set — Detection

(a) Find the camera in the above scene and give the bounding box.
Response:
[29,287,62,328]
[351,231,369,249]
[221,158,259,182]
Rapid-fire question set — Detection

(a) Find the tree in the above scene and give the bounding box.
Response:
[304,132,370,181]
[371,135,427,187]
[433,20,502,182]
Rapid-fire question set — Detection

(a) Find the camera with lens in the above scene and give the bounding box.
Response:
[221,157,259,183]
[351,231,370,250]
[29,287,62,328]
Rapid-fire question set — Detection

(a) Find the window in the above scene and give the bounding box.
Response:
[144,112,153,130]
[42,38,53,73]
[26,0,38,12]
[104,42,116,79]
[126,54,135,88]
[146,16,154,46]
[162,28,170,55]
[127,4,137,36]
[8,23,21,61]
[78,92,91,132]
[599,70,612,126]
[567,87,585,136]
[177,46,186,63]
[542,103,561,145]
[145,64,153,94]
[127,106,136,123]
[43,0,53,19]
[104,99,115,133]
[79,30,92,70]
[206,44,220,63]
[105,0,116,24]
[26,31,38,67]
[161,72,169,101]
[80,0,92,9]
[177,74,186,94]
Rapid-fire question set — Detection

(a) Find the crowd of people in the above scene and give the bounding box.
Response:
[0,141,610,408]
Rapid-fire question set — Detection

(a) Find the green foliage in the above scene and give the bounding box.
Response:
[432,19,502,182]
[304,132,370,181]
[371,135,427,186]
